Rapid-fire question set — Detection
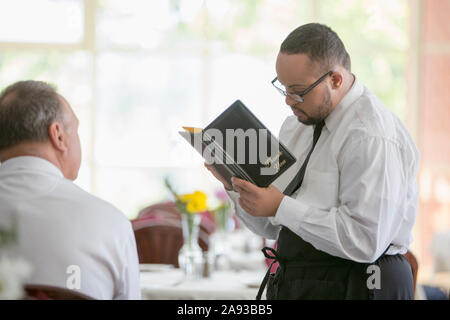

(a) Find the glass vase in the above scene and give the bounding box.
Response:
[211,206,235,270]
[178,214,203,280]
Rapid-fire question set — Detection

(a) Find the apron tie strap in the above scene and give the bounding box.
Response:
[256,247,286,300]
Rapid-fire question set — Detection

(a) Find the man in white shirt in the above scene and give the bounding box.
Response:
[206,23,419,299]
[0,80,141,299]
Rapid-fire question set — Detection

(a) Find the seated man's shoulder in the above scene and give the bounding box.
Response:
[58,180,130,226]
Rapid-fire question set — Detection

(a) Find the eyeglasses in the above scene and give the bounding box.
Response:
[271,70,334,103]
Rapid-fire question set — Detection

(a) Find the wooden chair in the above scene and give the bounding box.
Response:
[24,284,94,300]
[135,201,216,235]
[403,250,419,292]
[137,201,181,221]
[133,219,209,267]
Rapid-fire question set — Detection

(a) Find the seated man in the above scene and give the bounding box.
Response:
[0,80,141,300]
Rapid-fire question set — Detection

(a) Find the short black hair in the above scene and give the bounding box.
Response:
[280,23,351,73]
[0,80,63,151]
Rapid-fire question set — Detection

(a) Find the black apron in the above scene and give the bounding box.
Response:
[256,227,414,300]
[256,121,414,300]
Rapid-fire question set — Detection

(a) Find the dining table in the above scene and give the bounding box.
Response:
[140,264,267,300]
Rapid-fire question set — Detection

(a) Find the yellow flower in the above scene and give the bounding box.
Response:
[180,191,208,214]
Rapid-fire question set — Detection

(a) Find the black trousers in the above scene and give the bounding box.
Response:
[370,254,414,300]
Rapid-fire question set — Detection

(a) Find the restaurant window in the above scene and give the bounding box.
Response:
[0,0,411,219]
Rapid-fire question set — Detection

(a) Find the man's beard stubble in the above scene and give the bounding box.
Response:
[295,88,332,126]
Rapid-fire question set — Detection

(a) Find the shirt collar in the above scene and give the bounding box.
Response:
[324,74,364,133]
[0,156,64,178]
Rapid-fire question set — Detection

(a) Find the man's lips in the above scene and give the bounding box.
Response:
[292,106,307,117]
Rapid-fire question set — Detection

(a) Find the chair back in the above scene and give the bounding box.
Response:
[403,250,419,292]
[137,201,180,221]
[135,201,215,235]
[133,219,209,267]
[24,284,94,300]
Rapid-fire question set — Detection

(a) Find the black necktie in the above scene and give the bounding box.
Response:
[283,120,325,196]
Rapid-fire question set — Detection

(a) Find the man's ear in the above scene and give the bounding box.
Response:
[330,72,344,89]
[48,122,68,152]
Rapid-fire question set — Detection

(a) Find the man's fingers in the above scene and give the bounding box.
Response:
[206,164,260,195]
[204,162,232,190]
[233,184,252,197]
[241,194,256,207]
[238,197,254,215]
[232,177,258,193]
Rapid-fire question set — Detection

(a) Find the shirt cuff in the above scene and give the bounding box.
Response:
[272,195,310,228]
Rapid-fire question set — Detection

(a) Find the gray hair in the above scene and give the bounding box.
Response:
[280,23,351,73]
[0,80,64,151]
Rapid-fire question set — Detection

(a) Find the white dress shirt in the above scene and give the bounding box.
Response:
[227,76,420,263]
[0,156,141,299]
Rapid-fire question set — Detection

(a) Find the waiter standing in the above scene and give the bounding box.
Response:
[206,23,419,299]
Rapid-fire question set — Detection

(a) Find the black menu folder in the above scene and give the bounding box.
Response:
[179,100,296,188]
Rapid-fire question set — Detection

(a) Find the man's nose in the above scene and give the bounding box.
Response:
[285,95,298,108]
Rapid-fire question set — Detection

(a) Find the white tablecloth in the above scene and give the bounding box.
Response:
[140,268,266,300]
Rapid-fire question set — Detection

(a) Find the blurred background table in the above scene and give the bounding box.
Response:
[140,267,266,300]
[133,201,271,300]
